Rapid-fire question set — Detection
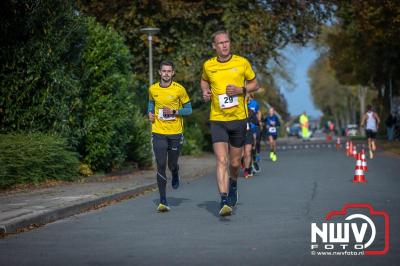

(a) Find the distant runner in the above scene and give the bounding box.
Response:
[299,111,310,140]
[360,105,380,159]
[265,107,280,161]
[247,94,262,173]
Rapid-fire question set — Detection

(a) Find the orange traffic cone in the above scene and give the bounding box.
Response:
[336,137,341,150]
[353,153,366,183]
[361,149,368,172]
[352,144,357,159]
[349,141,353,157]
[345,141,350,156]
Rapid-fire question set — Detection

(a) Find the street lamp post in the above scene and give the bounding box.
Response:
[140,27,160,86]
[140,27,159,165]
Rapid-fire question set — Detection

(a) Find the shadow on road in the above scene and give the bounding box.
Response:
[152,197,190,207]
[197,201,232,221]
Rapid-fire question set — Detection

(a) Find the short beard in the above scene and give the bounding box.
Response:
[161,76,172,83]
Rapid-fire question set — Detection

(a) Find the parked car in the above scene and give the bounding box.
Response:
[288,123,301,138]
[345,124,359,136]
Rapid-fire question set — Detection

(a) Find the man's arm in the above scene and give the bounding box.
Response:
[201,79,212,102]
[374,112,381,127]
[148,100,155,123]
[245,78,259,93]
[256,110,262,125]
[163,102,192,116]
[226,78,259,96]
[226,79,259,96]
[374,112,381,123]
[360,114,366,127]
[276,116,281,127]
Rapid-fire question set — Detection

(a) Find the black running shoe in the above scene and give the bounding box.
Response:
[253,162,260,173]
[171,172,180,189]
[228,180,238,207]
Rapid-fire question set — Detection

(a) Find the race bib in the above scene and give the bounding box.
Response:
[218,94,238,109]
[268,127,277,133]
[158,109,176,121]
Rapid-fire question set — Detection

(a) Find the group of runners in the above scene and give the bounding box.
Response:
[148,30,281,216]
[146,30,382,217]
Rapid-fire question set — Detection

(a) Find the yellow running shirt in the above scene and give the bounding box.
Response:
[149,81,190,135]
[202,55,256,121]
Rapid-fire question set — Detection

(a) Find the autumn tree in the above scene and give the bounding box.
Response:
[326,0,400,118]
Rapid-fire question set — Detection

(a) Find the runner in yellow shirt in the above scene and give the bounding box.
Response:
[148,61,192,212]
[201,30,259,216]
[299,111,310,140]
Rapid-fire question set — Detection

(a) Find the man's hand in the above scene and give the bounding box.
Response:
[162,107,174,115]
[148,112,155,123]
[226,85,243,96]
[202,89,212,102]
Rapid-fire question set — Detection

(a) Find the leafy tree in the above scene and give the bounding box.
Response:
[76,17,152,170]
[0,0,87,135]
[0,1,153,171]
[77,0,333,109]
[326,0,400,116]
[308,51,376,130]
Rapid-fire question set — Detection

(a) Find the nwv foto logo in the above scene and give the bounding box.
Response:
[310,204,390,256]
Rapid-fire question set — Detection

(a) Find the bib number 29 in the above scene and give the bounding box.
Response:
[224,96,234,104]
[219,94,238,109]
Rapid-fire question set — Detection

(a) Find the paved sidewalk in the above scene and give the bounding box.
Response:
[0,154,215,235]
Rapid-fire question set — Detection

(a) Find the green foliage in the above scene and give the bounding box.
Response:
[76,17,152,170]
[126,110,153,168]
[181,122,207,156]
[77,0,333,114]
[0,133,79,189]
[0,2,153,172]
[325,1,400,115]
[0,0,87,135]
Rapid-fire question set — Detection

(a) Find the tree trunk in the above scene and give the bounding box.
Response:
[345,98,351,125]
[358,86,368,136]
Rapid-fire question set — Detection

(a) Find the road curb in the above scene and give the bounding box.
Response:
[0,182,157,235]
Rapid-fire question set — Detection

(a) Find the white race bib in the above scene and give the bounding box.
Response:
[158,109,176,121]
[218,94,238,109]
[268,127,277,133]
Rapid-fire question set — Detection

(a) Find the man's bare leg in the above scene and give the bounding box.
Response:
[229,145,243,181]
[243,144,252,170]
[213,142,229,194]
[213,142,233,215]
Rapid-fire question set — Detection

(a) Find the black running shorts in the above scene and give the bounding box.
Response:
[244,130,254,145]
[210,119,247,148]
[365,129,377,139]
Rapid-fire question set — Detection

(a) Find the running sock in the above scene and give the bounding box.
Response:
[220,192,228,203]
[160,196,167,205]
[157,172,167,201]
[229,178,237,188]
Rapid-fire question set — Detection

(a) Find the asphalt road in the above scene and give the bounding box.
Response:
[0,148,399,266]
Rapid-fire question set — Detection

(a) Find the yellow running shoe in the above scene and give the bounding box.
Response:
[157,203,170,212]
[219,204,232,217]
[272,153,277,162]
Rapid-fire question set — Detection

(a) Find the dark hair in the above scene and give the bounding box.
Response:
[211,30,230,43]
[367,105,372,111]
[159,60,174,70]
